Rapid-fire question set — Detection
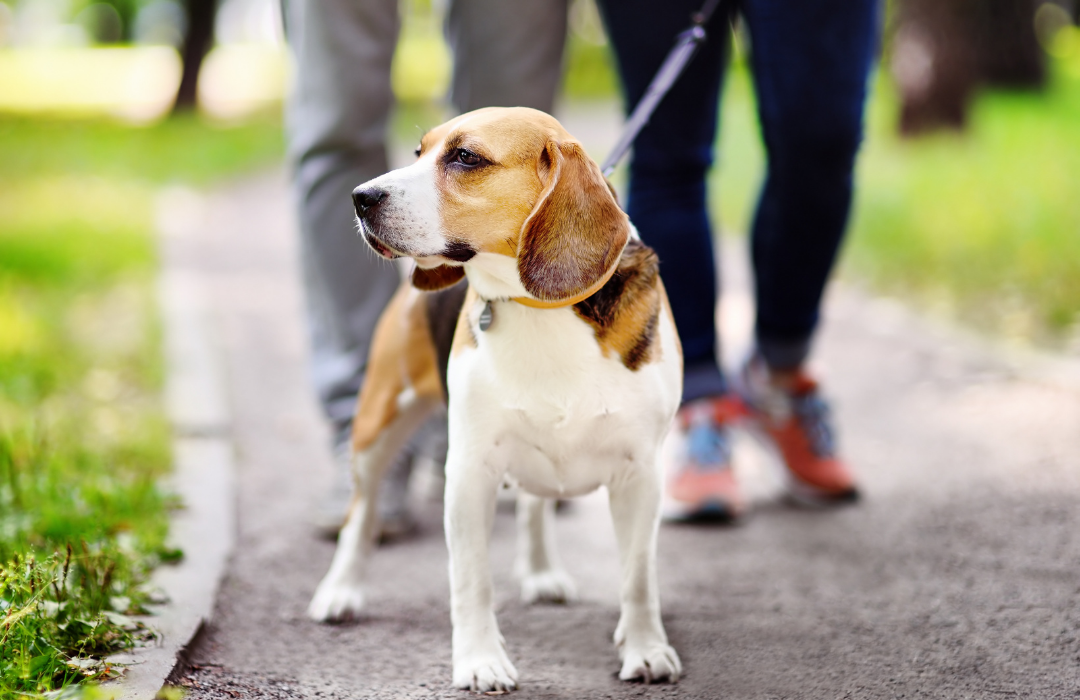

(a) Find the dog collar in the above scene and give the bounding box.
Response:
[477,261,620,332]
[509,263,618,310]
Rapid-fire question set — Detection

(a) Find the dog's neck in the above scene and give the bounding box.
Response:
[463,253,529,302]
[463,243,625,310]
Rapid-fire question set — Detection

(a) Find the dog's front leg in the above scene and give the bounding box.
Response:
[445,452,518,691]
[608,465,682,683]
[308,399,434,621]
[307,444,388,621]
[515,492,577,604]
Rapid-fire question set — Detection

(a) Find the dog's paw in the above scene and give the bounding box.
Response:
[520,569,578,605]
[307,579,364,622]
[453,651,519,692]
[617,642,681,683]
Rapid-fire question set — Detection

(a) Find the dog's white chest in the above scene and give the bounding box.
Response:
[495,411,638,497]
[448,298,680,498]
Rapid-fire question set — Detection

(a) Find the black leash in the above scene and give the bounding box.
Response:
[600,0,731,177]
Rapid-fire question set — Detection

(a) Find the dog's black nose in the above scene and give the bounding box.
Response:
[352,186,388,216]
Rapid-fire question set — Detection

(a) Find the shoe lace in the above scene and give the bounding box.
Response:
[792,392,835,458]
[685,419,733,470]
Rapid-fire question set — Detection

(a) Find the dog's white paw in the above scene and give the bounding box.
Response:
[520,569,578,605]
[307,579,364,622]
[617,641,681,683]
[453,650,519,692]
[614,623,681,683]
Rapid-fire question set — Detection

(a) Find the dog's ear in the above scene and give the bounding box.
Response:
[517,140,630,303]
[411,265,466,290]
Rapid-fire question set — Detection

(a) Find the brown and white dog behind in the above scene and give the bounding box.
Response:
[308,107,684,691]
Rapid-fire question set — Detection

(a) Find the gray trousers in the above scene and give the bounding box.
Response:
[283,0,568,437]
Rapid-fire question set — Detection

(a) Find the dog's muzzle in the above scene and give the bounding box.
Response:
[352,186,400,260]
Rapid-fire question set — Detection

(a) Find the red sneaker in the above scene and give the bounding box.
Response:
[738,358,859,506]
[663,395,748,522]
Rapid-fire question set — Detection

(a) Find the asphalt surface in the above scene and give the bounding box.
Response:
[170,117,1080,699]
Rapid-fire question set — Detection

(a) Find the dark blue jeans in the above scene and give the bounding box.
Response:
[596,0,880,402]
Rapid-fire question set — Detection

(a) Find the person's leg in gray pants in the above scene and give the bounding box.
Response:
[283,0,567,535]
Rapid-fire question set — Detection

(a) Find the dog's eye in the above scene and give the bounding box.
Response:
[455,149,481,167]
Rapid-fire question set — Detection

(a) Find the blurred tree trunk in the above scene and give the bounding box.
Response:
[891,0,974,134]
[172,0,216,114]
[892,0,1045,136]
[1067,0,1080,24]
[974,0,1046,86]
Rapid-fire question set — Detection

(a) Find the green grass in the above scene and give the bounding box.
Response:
[0,113,283,184]
[848,52,1080,342]
[708,47,1080,345]
[0,112,282,696]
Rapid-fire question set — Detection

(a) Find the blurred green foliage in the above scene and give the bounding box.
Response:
[0,114,283,184]
[850,54,1080,341]
[562,32,620,100]
[0,113,282,695]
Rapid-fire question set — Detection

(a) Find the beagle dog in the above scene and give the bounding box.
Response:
[308,107,683,691]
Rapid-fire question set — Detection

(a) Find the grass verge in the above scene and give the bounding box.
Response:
[0,112,282,696]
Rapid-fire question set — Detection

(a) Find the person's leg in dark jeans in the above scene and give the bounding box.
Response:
[743,0,880,369]
[596,0,879,517]
[734,0,878,506]
[596,0,730,405]
[597,0,745,520]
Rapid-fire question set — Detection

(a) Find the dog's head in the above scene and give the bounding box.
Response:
[352,107,630,304]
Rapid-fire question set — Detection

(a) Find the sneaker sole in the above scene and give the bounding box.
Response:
[663,499,743,524]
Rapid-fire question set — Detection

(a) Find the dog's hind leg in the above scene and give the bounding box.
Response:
[608,458,682,683]
[515,492,577,604]
[308,287,444,622]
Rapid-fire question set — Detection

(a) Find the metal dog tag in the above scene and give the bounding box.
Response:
[478,301,493,332]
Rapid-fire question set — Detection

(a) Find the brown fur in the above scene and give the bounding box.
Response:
[412,264,466,290]
[350,287,444,452]
[517,140,630,303]
[573,239,664,371]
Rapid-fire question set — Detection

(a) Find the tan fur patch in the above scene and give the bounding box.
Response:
[450,287,480,356]
[573,239,664,372]
[350,286,443,451]
[409,108,630,295]
[422,109,560,262]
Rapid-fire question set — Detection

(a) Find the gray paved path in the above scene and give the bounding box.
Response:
[169,109,1080,699]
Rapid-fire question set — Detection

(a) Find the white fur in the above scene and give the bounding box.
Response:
[357,155,445,257]
[442,291,682,689]
[309,140,683,691]
[465,252,530,300]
